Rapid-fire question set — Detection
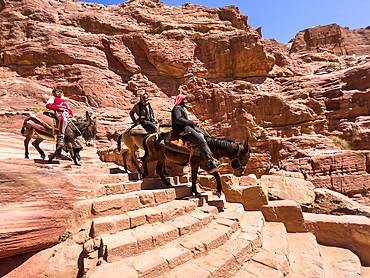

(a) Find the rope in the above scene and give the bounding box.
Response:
[70,120,82,135]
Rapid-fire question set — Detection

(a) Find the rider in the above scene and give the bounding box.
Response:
[171,94,221,173]
[46,88,73,146]
[130,91,157,134]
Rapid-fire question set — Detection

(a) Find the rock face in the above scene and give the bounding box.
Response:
[0,0,370,268]
[0,161,79,259]
[291,24,370,56]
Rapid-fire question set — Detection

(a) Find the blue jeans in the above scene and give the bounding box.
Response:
[140,120,157,133]
[181,127,214,168]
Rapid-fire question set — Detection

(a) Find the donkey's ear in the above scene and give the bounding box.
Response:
[86,111,91,121]
[243,137,249,149]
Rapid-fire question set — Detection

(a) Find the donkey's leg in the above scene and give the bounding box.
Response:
[24,126,35,159]
[163,164,169,177]
[156,159,171,186]
[131,155,143,176]
[48,144,63,164]
[129,148,143,175]
[24,134,31,159]
[212,171,222,198]
[32,136,45,159]
[141,154,149,179]
[67,141,80,166]
[190,163,200,195]
[121,151,129,173]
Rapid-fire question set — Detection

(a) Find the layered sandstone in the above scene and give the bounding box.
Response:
[0,0,370,269]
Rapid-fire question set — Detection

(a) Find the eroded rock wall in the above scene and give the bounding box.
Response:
[0,0,369,199]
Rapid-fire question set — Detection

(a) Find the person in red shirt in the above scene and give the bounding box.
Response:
[46,88,73,146]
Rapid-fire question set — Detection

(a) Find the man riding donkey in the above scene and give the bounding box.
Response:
[46,88,84,161]
[171,94,223,173]
[130,91,157,134]
[46,88,73,147]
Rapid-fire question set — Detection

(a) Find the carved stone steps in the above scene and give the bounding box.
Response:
[319,245,362,278]
[232,218,289,277]
[69,187,198,231]
[251,222,290,275]
[91,200,199,238]
[286,233,325,278]
[87,209,263,278]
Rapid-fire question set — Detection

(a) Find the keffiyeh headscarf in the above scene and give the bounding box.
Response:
[174,94,186,106]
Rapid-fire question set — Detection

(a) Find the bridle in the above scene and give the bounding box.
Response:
[69,119,95,141]
[230,143,243,171]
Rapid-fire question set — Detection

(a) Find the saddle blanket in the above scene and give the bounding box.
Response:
[163,132,199,156]
[32,112,57,129]
[28,112,59,135]
[130,124,148,135]
[27,118,50,134]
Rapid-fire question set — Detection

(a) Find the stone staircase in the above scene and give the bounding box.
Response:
[76,194,264,278]
[1,132,370,277]
[74,190,370,278]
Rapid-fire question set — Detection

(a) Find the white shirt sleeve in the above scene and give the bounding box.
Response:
[46,96,55,105]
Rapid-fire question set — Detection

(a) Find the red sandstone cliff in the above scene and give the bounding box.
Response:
[0,0,369,211]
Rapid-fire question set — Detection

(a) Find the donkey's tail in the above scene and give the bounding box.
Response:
[142,134,151,158]
[143,133,158,160]
[21,115,31,136]
[117,134,122,151]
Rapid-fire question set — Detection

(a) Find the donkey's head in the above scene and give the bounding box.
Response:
[230,139,252,177]
[81,111,97,146]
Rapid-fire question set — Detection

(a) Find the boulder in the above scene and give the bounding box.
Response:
[223,175,268,210]
[313,188,370,218]
[260,175,315,211]
[1,241,82,278]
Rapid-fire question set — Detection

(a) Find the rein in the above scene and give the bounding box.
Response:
[69,120,82,136]
[230,143,243,170]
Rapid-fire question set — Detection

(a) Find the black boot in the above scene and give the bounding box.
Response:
[207,161,219,173]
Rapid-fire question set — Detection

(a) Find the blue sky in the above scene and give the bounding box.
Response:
[83,0,370,44]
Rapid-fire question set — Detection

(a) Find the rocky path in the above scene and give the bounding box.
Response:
[0,132,369,277]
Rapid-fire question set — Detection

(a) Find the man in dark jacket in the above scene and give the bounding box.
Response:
[171,94,220,173]
[130,92,157,133]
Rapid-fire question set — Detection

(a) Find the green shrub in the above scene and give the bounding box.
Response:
[327,62,337,71]
[32,107,48,113]
[328,135,351,150]
[59,231,72,241]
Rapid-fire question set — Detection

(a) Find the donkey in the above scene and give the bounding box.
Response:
[142,134,252,197]
[117,125,171,176]
[21,111,97,166]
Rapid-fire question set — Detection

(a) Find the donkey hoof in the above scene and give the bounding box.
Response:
[216,191,222,198]
[41,156,45,160]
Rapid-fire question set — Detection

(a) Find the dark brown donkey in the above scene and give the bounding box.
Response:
[142,134,252,196]
[21,111,97,166]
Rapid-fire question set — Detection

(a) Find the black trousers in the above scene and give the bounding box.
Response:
[140,120,157,133]
[182,127,214,167]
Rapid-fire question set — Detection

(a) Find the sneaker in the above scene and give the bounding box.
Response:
[57,136,64,146]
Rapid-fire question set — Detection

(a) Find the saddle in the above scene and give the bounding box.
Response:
[130,123,173,136]
[130,124,147,135]
[161,131,199,156]
[27,111,58,135]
